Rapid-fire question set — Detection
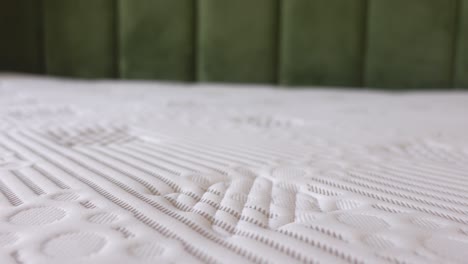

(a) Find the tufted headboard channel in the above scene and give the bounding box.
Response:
[1,0,468,89]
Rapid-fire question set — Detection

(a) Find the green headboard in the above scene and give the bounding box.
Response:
[1,0,467,89]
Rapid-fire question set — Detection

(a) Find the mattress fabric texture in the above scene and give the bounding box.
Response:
[0,76,468,264]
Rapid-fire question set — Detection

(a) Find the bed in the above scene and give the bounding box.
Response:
[0,75,467,263]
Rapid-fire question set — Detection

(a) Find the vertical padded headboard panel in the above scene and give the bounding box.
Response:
[455,0,468,87]
[43,0,116,78]
[280,0,365,87]
[1,0,467,88]
[198,0,278,83]
[0,0,42,73]
[365,0,457,89]
[119,0,195,81]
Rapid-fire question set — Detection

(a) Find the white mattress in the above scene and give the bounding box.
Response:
[1,75,468,264]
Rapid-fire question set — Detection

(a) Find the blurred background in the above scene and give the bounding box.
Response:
[0,0,467,89]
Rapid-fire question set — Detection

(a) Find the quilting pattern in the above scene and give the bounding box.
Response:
[0,76,468,263]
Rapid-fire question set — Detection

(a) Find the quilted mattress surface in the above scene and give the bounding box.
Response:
[1,75,468,264]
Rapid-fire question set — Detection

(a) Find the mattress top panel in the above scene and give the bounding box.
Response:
[0,75,468,264]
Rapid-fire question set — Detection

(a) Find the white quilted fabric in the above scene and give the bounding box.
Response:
[1,75,468,264]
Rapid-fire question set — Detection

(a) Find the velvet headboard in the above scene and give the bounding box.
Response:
[1,0,467,89]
